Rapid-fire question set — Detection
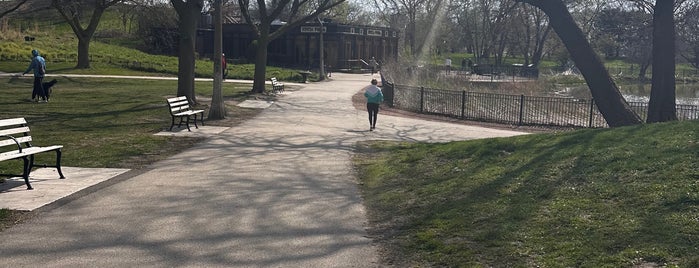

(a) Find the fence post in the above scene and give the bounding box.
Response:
[518,94,525,126]
[420,87,424,113]
[461,90,466,118]
[588,98,595,128]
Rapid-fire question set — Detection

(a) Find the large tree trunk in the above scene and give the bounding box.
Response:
[647,1,677,123]
[518,0,642,127]
[251,35,270,94]
[76,35,91,68]
[172,0,202,104]
[209,0,226,119]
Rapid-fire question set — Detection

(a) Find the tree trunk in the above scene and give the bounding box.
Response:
[251,36,270,93]
[209,0,226,119]
[638,59,651,81]
[647,1,677,123]
[172,0,202,104]
[76,35,91,68]
[518,0,642,127]
[531,26,551,67]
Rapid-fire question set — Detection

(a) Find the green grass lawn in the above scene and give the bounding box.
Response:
[0,76,265,174]
[354,121,699,267]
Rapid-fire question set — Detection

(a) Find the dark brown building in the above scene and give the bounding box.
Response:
[196,20,399,70]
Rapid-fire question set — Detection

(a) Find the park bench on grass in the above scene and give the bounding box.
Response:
[166,96,205,131]
[0,118,65,190]
[270,77,284,93]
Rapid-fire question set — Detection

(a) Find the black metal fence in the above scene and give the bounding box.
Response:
[382,83,699,128]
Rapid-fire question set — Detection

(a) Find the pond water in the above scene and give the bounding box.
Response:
[560,82,699,105]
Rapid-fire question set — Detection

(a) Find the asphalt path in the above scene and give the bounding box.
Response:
[0,72,527,267]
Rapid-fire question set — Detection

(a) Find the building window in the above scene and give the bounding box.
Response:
[359,29,364,35]
[301,26,322,33]
[368,29,382,36]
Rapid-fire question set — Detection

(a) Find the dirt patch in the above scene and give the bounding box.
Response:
[0,210,33,232]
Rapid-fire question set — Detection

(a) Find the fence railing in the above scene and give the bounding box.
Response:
[383,82,699,128]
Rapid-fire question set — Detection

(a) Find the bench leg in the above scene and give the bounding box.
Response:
[184,115,192,131]
[56,149,65,179]
[192,114,201,129]
[21,156,33,190]
[198,113,204,127]
[169,116,176,131]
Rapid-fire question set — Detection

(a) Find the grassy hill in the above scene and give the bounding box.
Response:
[0,7,302,81]
[355,121,699,267]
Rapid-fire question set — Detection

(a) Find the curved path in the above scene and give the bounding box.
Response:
[0,73,527,267]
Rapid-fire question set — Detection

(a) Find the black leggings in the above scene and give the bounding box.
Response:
[367,103,379,127]
[32,76,46,100]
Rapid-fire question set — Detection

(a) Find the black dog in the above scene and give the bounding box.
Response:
[42,79,57,101]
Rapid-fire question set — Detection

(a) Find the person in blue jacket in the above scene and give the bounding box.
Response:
[23,49,47,102]
[364,78,384,131]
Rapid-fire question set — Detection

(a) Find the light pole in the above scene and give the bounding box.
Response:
[317,16,326,80]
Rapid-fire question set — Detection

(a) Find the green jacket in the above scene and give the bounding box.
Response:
[364,85,384,104]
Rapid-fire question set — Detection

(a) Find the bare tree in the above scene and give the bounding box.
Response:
[171,0,204,103]
[515,0,642,127]
[373,0,427,55]
[52,0,126,69]
[238,0,345,93]
[677,2,699,69]
[511,3,551,67]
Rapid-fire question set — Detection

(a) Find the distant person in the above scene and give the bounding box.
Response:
[370,57,378,75]
[221,53,228,80]
[364,78,384,131]
[461,58,467,71]
[445,57,452,74]
[23,49,47,102]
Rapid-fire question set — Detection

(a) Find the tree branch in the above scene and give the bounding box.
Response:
[0,0,29,19]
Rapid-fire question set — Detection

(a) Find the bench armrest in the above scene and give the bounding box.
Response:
[1,134,22,153]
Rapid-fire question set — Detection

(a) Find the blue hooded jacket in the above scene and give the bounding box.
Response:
[24,49,46,78]
[364,85,384,104]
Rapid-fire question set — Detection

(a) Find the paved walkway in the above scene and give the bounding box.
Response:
[0,73,527,267]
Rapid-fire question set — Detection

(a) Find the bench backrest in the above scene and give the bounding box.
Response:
[270,77,279,84]
[0,118,33,153]
[167,96,193,115]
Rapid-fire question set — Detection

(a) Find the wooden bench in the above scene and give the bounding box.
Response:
[270,77,284,93]
[166,96,205,131]
[0,118,65,190]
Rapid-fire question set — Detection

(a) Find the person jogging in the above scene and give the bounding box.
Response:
[364,78,384,131]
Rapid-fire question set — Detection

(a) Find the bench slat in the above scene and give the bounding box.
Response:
[170,100,190,106]
[0,118,27,127]
[167,96,187,102]
[0,136,32,147]
[0,145,63,161]
[0,126,31,136]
